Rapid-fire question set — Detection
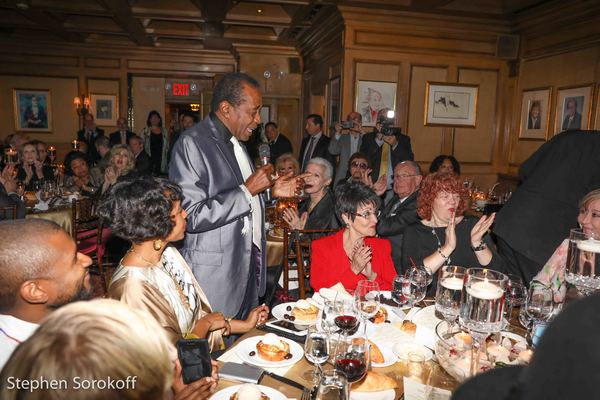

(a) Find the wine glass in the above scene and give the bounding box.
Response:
[334,334,369,384]
[315,370,348,400]
[504,277,526,325]
[459,268,507,377]
[435,266,465,325]
[320,298,340,335]
[405,267,429,308]
[354,280,380,333]
[525,282,554,344]
[304,325,330,383]
[392,275,408,306]
[334,300,359,340]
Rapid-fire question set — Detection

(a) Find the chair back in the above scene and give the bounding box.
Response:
[0,205,17,220]
[282,228,338,300]
[71,197,97,238]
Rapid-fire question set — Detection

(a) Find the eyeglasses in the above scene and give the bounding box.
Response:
[351,162,369,169]
[393,174,418,180]
[352,210,381,220]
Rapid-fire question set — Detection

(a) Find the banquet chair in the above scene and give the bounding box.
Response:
[282,228,338,300]
[0,205,17,220]
[71,198,111,293]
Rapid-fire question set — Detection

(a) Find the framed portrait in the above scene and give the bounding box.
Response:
[518,87,552,140]
[13,89,52,132]
[327,76,341,129]
[554,84,594,135]
[424,82,479,127]
[90,93,118,126]
[355,80,397,127]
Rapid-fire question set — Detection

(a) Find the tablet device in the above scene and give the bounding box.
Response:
[265,319,309,336]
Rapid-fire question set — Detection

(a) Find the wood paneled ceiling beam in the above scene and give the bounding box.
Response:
[191,0,235,50]
[98,0,155,46]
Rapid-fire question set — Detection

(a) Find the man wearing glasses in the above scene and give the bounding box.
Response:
[329,111,367,187]
[377,161,422,272]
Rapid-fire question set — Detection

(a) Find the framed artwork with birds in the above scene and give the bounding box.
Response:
[424,82,479,127]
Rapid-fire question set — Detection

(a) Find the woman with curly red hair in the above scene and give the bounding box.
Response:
[401,172,501,294]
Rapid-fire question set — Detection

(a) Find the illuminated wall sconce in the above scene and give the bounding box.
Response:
[190,103,200,112]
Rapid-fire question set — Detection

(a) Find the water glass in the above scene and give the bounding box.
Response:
[320,298,340,335]
[354,280,380,332]
[407,352,427,383]
[435,266,465,324]
[405,268,429,307]
[525,282,553,325]
[504,278,526,324]
[315,370,348,400]
[304,325,329,383]
[392,275,408,306]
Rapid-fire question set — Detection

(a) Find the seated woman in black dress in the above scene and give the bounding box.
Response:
[63,151,103,196]
[16,142,54,191]
[282,157,339,231]
[401,172,500,294]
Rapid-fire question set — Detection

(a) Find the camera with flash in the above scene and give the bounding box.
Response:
[378,110,401,136]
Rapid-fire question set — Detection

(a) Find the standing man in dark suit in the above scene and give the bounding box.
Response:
[169,73,305,320]
[360,111,414,193]
[299,114,336,172]
[377,161,422,272]
[129,135,151,176]
[265,122,292,163]
[494,130,600,284]
[77,114,105,163]
[109,117,135,146]
[329,111,365,187]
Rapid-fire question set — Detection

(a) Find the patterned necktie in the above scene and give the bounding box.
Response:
[378,143,390,179]
[302,136,316,171]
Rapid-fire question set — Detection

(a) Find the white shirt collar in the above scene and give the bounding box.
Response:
[0,314,39,343]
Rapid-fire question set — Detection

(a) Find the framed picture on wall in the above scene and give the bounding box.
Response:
[91,93,118,126]
[554,84,594,135]
[327,76,341,130]
[13,89,52,132]
[424,82,479,127]
[355,80,397,127]
[518,87,552,140]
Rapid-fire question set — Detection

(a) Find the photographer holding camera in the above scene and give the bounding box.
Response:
[329,111,369,187]
[360,108,414,196]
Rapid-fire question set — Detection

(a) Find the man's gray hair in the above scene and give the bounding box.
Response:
[307,157,333,180]
[398,160,422,176]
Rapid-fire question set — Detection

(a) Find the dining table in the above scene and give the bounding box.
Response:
[25,201,73,233]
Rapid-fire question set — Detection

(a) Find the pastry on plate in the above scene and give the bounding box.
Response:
[351,338,384,364]
[291,299,319,322]
[394,320,417,335]
[230,384,270,400]
[369,306,388,324]
[256,333,290,362]
[352,372,397,392]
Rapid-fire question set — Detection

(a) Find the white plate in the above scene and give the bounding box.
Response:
[410,305,441,331]
[235,336,304,368]
[319,287,353,302]
[210,384,286,400]
[272,302,318,325]
[371,341,398,368]
[350,389,396,400]
[392,342,433,362]
[369,304,403,325]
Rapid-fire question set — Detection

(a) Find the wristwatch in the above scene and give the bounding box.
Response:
[471,241,487,252]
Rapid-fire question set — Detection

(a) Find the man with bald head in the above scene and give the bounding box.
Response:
[329,111,367,187]
[0,219,93,368]
[377,161,422,271]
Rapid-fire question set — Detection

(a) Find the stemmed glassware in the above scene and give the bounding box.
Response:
[334,333,369,385]
[524,282,554,345]
[459,268,507,377]
[565,228,600,296]
[320,298,340,335]
[315,370,348,400]
[334,300,359,340]
[304,325,330,384]
[504,275,526,326]
[392,275,408,306]
[354,280,380,334]
[435,266,465,326]
[404,267,429,308]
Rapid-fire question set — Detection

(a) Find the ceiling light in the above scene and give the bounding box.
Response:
[257,8,263,14]
[15,1,29,10]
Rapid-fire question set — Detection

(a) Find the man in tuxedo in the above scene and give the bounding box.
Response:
[169,72,304,320]
[77,114,105,163]
[265,122,292,163]
[561,98,582,131]
[299,114,336,172]
[376,161,422,272]
[360,111,414,193]
[129,135,151,176]
[329,111,365,187]
[109,117,135,146]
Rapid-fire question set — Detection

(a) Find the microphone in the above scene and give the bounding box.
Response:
[258,143,272,202]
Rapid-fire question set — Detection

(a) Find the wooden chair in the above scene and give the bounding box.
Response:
[0,205,17,220]
[71,198,111,293]
[282,228,338,300]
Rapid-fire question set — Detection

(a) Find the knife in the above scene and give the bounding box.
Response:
[258,369,307,391]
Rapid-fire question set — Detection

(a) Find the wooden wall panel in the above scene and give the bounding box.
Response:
[132,76,165,134]
[407,66,448,163]
[455,68,498,164]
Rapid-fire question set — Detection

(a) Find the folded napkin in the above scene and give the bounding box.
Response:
[217,346,294,377]
[33,200,49,211]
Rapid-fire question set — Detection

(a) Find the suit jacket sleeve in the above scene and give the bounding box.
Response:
[391,135,414,162]
[377,204,419,237]
[169,134,251,233]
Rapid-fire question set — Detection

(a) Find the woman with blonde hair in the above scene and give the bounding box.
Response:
[275,153,299,177]
[0,298,218,399]
[101,144,137,194]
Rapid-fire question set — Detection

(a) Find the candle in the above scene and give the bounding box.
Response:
[72,140,79,150]
[577,239,600,253]
[441,276,464,290]
[453,331,473,348]
[466,280,503,300]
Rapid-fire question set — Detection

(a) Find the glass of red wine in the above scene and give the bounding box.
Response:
[334,300,359,341]
[334,334,369,385]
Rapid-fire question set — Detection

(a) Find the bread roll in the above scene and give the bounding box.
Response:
[352,372,397,392]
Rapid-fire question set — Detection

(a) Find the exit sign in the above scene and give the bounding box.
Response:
[172,83,189,96]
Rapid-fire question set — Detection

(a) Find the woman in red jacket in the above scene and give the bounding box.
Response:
[310,181,396,292]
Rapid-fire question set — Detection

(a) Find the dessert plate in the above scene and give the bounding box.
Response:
[235,336,304,368]
[210,384,286,400]
[272,302,318,325]
[350,389,395,400]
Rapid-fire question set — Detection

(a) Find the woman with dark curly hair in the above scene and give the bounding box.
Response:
[401,172,500,293]
[97,177,268,350]
[310,181,396,292]
[63,151,103,196]
[429,154,461,175]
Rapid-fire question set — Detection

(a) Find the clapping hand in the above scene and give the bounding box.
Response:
[282,208,308,230]
[443,211,457,254]
[470,213,495,247]
[350,239,373,275]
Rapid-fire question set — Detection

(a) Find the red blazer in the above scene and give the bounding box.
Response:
[310,229,397,292]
